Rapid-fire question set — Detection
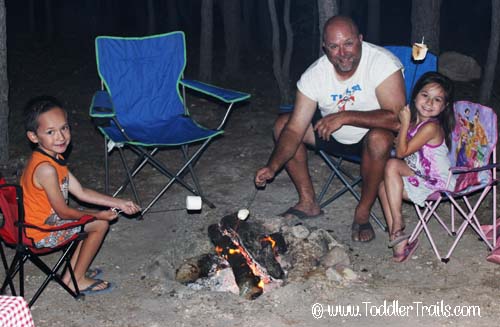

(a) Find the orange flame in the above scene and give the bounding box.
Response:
[261,235,276,248]
[228,248,241,255]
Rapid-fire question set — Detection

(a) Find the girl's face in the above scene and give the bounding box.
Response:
[27,107,71,157]
[414,82,447,121]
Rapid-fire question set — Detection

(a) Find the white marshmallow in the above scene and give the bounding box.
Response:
[237,209,250,220]
[186,196,202,210]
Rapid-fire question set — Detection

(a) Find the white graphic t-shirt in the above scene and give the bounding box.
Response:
[297,41,403,144]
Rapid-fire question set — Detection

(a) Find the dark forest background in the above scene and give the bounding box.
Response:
[0,0,497,163]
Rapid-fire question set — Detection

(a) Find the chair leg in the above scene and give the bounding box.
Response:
[181,145,204,198]
[27,242,82,307]
[0,244,16,295]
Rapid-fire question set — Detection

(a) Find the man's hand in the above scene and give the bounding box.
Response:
[255,167,276,187]
[313,112,345,140]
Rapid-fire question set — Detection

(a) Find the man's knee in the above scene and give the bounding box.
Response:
[273,113,290,140]
[363,129,394,159]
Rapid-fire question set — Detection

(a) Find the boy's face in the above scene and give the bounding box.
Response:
[27,107,71,157]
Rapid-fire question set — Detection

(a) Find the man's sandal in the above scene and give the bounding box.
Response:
[351,221,375,242]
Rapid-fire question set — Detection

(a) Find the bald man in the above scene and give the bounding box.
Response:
[255,15,405,243]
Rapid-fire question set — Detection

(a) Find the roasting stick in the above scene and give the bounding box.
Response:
[238,186,259,221]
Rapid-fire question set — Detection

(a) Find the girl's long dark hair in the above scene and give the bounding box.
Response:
[409,71,455,147]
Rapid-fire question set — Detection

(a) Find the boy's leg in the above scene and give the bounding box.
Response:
[63,220,109,290]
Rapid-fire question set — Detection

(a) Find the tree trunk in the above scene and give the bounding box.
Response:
[241,0,255,52]
[317,0,339,57]
[44,0,54,42]
[411,0,442,54]
[166,0,179,31]
[28,0,36,34]
[0,0,8,163]
[199,0,214,82]
[147,0,156,34]
[479,0,500,105]
[221,0,241,76]
[267,0,292,104]
[366,0,380,44]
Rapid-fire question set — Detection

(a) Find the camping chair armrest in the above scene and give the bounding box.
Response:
[450,163,500,174]
[20,215,96,232]
[89,90,116,118]
[180,79,250,104]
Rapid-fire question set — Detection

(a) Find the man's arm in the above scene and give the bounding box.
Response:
[255,90,316,186]
[314,70,406,140]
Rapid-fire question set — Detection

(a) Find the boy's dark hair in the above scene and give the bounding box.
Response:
[24,96,65,133]
[409,71,455,148]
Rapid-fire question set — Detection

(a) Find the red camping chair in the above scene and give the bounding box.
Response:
[407,101,499,262]
[0,179,95,307]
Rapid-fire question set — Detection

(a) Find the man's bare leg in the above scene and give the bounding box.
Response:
[274,114,321,217]
[354,128,394,241]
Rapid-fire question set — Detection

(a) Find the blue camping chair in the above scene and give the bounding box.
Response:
[90,32,250,216]
[281,46,437,231]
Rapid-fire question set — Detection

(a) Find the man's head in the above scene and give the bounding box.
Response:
[322,16,362,78]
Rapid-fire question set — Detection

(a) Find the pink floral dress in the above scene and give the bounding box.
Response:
[402,119,456,206]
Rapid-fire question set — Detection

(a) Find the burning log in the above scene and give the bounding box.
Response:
[208,213,287,299]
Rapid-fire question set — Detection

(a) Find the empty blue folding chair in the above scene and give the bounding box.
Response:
[90,32,250,216]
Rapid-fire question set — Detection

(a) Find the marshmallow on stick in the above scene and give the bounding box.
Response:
[412,36,428,61]
[237,209,250,220]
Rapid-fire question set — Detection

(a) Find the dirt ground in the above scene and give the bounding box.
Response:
[2,37,500,327]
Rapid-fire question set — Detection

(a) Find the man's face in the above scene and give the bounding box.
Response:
[323,23,362,76]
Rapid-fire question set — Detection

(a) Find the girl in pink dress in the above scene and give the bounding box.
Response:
[378,72,455,262]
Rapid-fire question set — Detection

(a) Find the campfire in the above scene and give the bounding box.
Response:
[176,212,287,300]
[173,213,358,300]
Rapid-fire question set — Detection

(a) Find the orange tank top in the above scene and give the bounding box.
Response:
[20,149,69,242]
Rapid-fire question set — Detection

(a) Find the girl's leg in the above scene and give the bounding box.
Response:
[63,219,109,290]
[378,180,394,234]
[384,159,413,238]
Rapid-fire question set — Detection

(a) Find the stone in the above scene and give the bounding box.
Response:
[438,51,481,82]
[320,246,351,267]
[291,224,310,239]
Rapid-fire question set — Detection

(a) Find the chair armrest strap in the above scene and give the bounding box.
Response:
[89,90,115,118]
[180,79,250,104]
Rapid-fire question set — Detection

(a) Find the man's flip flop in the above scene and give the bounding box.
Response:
[351,222,375,242]
[279,207,324,219]
[80,279,114,295]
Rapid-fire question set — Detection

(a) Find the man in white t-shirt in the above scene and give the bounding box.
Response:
[255,16,405,242]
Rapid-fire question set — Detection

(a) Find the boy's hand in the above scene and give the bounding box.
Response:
[95,209,119,221]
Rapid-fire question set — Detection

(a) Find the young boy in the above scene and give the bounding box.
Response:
[21,96,141,294]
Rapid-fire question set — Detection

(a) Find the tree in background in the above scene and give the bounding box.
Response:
[317,0,339,57]
[221,0,242,77]
[0,0,7,162]
[199,0,214,82]
[479,0,500,105]
[267,0,293,104]
[366,0,380,44]
[411,0,442,53]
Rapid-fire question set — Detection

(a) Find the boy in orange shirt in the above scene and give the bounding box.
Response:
[21,96,141,294]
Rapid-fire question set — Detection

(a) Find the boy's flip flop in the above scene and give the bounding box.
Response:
[80,279,114,295]
[85,268,103,279]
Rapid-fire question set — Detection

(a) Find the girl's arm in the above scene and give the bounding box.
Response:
[34,163,114,220]
[67,171,141,215]
[396,121,444,158]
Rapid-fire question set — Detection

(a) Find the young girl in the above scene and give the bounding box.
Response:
[378,72,455,262]
[21,96,141,294]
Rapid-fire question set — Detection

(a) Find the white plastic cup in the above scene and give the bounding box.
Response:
[186,196,202,211]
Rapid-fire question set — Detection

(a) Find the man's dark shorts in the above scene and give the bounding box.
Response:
[311,109,364,157]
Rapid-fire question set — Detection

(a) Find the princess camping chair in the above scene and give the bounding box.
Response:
[0,179,95,307]
[90,32,250,216]
[312,45,437,231]
[408,101,498,262]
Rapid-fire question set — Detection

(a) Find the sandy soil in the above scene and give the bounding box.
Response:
[2,37,500,327]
